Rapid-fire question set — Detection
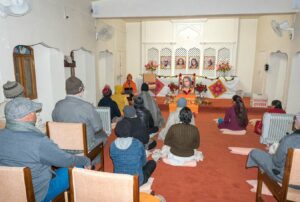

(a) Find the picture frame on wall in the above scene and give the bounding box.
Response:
[189,56,199,69]
[160,56,172,69]
[203,56,215,70]
[175,56,186,69]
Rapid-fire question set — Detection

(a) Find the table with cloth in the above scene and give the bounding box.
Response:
[136,76,240,99]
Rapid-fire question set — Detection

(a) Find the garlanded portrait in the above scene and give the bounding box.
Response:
[189,57,199,69]
[160,56,171,69]
[175,57,186,69]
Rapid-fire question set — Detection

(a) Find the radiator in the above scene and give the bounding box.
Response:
[260,113,294,145]
[96,107,112,136]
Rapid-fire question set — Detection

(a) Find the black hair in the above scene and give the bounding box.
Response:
[232,95,248,128]
[141,83,149,92]
[179,107,192,124]
[271,100,282,109]
[133,96,144,108]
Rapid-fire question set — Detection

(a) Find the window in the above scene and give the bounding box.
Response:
[13,45,37,99]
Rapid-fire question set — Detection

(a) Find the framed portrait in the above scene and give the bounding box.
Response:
[175,56,186,69]
[203,56,215,70]
[189,57,200,69]
[160,56,171,69]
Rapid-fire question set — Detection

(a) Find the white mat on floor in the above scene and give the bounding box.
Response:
[140,177,154,194]
[228,147,253,155]
[246,180,272,196]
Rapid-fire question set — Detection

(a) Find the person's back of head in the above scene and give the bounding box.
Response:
[271,100,282,109]
[102,85,112,97]
[232,95,248,128]
[66,76,84,96]
[141,83,149,92]
[177,98,187,108]
[134,96,144,109]
[179,107,192,124]
[3,81,24,99]
[123,106,137,118]
[115,119,132,138]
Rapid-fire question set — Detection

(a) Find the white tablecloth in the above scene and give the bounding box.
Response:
[136,76,240,99]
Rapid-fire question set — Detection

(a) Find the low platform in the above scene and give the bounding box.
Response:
[156,97,268,114]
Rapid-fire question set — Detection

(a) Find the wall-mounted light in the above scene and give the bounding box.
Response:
[0,0,31,18]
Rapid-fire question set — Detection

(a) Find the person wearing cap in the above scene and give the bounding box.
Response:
[111,85,129,114]
[246,112,300,187]
[0,81,24,125]
[134,96,158,135]
[110,119,156,186]
[158,97,195,140]
[52,76,107,155]
[98,85,121,121]
[122,106,156,150]
[139,83,165,128]
[0,97,91,202]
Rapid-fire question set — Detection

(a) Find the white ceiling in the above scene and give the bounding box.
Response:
[92,0,300,19]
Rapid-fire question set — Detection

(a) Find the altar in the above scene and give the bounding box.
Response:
[136,75,240,99]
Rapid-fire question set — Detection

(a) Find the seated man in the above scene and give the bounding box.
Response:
[52,76,107,155]
[98,85,121,121]
[134,96,158,135]
[110,119,156,186]
[0,98,91,202]
[164,107,200,165]
[159,98,195,140]
[246,112,300,187]
[122,106,156,150]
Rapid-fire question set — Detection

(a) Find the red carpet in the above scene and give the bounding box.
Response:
[104,109,276,202]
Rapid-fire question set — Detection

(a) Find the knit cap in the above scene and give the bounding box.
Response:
[3,81,24,98]
[177,98,187,108]
[123,106,136,118]
[102,85,112,97]
[115,119,132,138]
[66,77,84,95]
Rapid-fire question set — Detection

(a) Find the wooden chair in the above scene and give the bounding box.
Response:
[46,122,104,171]
[0,166,35,202]
[69,168,139,202]
[256,148,300,202]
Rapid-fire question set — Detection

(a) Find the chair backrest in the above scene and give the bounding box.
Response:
[69,168,139,202]
[46,122,87,153]
[260,113,294,145]
[287,149,300,186]
[96,107,112,135]
[0,166,35,202]
[143,73,156,83]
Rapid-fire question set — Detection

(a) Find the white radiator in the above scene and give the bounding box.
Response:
[261,113,294,145]
[96,107,112,136]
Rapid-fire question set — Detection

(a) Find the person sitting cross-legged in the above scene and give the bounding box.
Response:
[110,119,156,186]
[98,85,121,121]
[0,97,91,202]
[164,107,200,166]
[246,112,300,188]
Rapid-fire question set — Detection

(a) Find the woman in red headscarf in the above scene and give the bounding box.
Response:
[123,74,137,94]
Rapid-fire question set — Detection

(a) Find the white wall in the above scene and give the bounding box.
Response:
[0,0,97,122]
[236,18,257,94]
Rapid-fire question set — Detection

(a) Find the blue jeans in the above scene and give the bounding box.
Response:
[42,168,69,202]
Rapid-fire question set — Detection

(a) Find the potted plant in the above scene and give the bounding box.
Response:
[216,62,231,77]
[144,61,158,73]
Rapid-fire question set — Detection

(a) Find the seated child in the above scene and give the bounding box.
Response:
[110,119,156,186]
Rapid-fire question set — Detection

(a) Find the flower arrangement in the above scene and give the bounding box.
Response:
[195,83,207,94]
[145,61,158,72]
[168,82,179,93]
[216,62,231,73]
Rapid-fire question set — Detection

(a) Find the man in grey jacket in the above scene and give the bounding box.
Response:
[52,76,107,154]
[246,112,300,188]
[0,97,91,202]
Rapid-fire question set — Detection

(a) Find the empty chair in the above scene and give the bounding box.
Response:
[69,168,139,202]
[261,113,294,145]
[0,166,35,202]
[46,122,104,171]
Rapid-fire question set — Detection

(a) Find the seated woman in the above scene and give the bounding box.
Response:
[164,107,200,166]
[139,83,165,128]
[111,85,129,114]
[254,100,286,135]
[110,119,156,186]
[134,96,158,135]
[159,98,195,140]
[218,95,248,133]
[246,112,300,188]
[179,76,195,95]
[98,85,121,121]
[123,73,137,95]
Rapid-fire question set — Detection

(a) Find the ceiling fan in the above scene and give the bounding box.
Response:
[271,20,295,40]
[0,0,31,17]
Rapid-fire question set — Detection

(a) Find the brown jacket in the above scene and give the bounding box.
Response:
[164,123,200,157]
